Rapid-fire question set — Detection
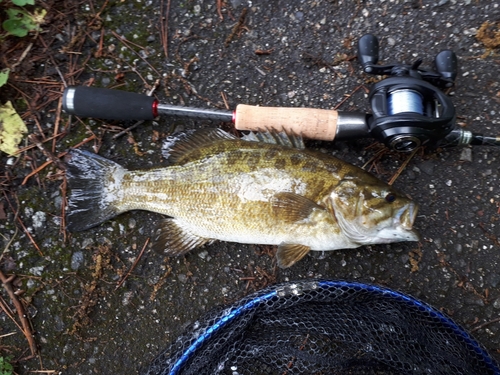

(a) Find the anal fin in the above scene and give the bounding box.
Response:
[154,218,210,256]
[276,243,311,268]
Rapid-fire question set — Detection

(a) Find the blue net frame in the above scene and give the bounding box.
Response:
[144,279,500,375]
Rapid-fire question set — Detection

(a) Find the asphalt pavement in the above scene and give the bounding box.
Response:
[1,0,500,374]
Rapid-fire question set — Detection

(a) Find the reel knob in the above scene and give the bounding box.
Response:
[358,34,379,73]
[435,50,458,85]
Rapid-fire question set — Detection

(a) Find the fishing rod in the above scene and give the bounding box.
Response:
[62,34,500,152]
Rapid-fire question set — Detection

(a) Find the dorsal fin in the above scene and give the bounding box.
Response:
[162,128,236,164]
[241,130,305,149]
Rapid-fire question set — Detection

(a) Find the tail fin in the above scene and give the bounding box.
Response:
[65,149,126,232]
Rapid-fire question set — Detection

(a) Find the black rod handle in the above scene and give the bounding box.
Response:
[63,86,157,120]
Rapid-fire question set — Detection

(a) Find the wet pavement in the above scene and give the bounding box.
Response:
[1,0,500,374]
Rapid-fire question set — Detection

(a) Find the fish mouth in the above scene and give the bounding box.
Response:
[377,226,420,242]
[398,202,418,231]
[382,202,420,242]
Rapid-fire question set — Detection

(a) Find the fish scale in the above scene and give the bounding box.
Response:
[65,129,419,268]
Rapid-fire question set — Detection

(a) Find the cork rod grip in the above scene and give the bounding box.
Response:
[234,104,339,141]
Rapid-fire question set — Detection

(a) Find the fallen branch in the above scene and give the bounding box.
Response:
[388,147,419,185]
[160,0,171,58]
[470,317,500,333]
[0,270,37,359]
[225,8,248,47]
[217,0,223,20]
[115,238,149,290]
[22,134,97,185]
[2,192,43,256]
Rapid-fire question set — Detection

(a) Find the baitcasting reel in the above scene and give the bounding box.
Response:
[358,34,458,152]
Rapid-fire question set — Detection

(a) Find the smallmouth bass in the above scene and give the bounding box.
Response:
[65,129,419,267]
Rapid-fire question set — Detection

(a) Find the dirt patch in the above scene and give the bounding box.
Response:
[477,21,500,49]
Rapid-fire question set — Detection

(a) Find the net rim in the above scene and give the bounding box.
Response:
[163,279,500,375]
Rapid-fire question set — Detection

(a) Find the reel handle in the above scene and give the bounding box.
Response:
[63,86,157,121]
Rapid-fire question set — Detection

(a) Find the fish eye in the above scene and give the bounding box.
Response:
[385,193,396,203]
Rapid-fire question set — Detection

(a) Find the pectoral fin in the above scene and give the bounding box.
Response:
[271,192,322,223]
[276,243,311,268]
[154,218,210,256]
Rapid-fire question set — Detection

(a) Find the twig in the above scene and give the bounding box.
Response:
[94,27,105,58]
[0,331,16,339]
[0,295,23,332]
[0,270,37,358]
[89,0,109,28]
[2,192,43,256]
[217,0,223,20]
[22,134,97,185]
[470,317,500,333]
[16,132,67,155]
[28,134,66,171]
[52,93,64,153]
[60,177,67,241]
[111,31,162,77]
[174,74,220,107]
[333,84,365,110]
[9,30,38,71]
[225,8,248,47]
[388,147,419,185]
[115,238,149,290]
[174,35,202,75]
[22,159,60,186]
[220,91,229,109]
[0,226,18,264]
[160,0,171,59]
[362,147,388,170]
[282,334,310,374]
[37,35,67,87]
[150,260,172,301]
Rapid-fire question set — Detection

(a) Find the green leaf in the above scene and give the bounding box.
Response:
[0,69,9,87]
[0,356,14,375]
[12,0,35,5]
[2,18,29,37]
[2,8,43,37]
[5,8,23,18]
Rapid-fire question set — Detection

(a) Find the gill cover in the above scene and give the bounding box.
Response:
[329,179,419,245]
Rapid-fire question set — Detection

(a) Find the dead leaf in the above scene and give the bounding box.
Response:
[0,101,28,156]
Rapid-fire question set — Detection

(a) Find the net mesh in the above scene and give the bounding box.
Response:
[144,279,500,375]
